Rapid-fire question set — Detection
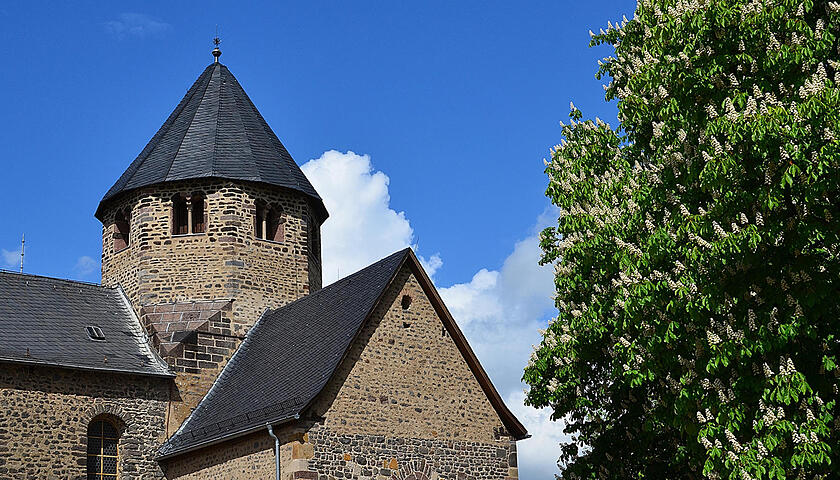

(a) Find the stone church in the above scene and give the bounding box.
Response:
[0,47,527,480]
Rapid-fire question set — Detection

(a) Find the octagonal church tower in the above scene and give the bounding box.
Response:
[95,49,328,430]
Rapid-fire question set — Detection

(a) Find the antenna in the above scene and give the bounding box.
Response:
[19,234,24,273]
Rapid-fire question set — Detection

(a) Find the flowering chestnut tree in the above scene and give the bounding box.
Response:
[524,1,840,478]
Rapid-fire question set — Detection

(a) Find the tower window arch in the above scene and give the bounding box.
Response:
[113,208,130,252]
[190,193,206,234]
[172,193,206,235]
[254,201,284,242]
[87,417,120,479]
[172,194,189,235]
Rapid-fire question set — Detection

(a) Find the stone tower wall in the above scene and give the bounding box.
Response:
[100,179,323,336]
[99,178,324,432]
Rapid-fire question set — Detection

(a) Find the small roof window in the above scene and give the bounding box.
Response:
[86,326,105,341]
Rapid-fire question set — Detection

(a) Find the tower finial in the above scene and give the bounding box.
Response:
[212,27,222,63]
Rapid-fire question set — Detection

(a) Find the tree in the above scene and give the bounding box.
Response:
[523,1,840,478]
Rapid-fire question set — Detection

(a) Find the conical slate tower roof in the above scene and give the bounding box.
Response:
[96,61,327,221]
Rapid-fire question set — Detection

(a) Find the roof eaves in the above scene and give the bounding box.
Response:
[0,356,175,379]
[156,412,297,461]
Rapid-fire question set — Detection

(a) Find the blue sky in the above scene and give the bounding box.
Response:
[0,2,634,477]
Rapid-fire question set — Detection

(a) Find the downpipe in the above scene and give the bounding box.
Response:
[267,423,280,480]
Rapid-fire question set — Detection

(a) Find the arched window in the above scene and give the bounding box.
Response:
[191,193,206,234]
[171,193,207,235]
[113,208,130,252]
[172,194,189,235]
[254,202,284,242]
[87,418,119,479]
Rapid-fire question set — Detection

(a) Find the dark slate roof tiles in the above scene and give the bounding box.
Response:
[158,249,409,458]
[0,271,172,378]
[96,62,326,221]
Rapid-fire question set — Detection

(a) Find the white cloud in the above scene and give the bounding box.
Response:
[1,249,20,270]
[301,150,441,284]
[506,390,568,477]
[104,13,170,40]
[74,255,98,278]
[439,209,563,479]
[305,149,562,478]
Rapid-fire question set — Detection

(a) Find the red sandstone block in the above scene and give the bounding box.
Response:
[187,321,209,332]
[154,304,176,313]
[161,312,182,322]
[292,472,318,479]
[174,303,197,312]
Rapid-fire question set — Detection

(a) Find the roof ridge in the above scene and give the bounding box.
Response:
[0,269,105,289]
[162,64,218,183]
[99,64,215,206]
[262,248,410,317]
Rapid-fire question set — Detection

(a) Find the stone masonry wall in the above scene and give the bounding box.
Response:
[163,430,275,479]
[163,428,308,479]
[100,179,323,337]
[140,300,242,434]
[303,265,519,480]
[0,363,169,479]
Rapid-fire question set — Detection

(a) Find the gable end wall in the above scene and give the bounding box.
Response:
[305,266,518,479]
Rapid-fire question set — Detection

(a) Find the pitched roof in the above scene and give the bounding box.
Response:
[95,62,326,222]
[158,248,527,459]
[0,271,173,378]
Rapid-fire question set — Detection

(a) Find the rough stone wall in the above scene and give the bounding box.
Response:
[140,300,242,434]
[304,266,519,479]
[100,179,323,337]
[161,265,520,480]
[163,428,301,479]
[0,363,169,479]
[306,429,516,480]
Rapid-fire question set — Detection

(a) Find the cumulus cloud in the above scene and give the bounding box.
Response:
[304,149,563,478]
[74,255,98,278]
[301,150,441,284]
[439,208,563,479]
[104,13,170,40]
[1,248,20,270]
[506,390,568,476]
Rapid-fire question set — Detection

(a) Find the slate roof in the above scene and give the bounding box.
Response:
[95,62,326,222]
[158,248,528,459]
[157,249,408,458]
[0,271,173,378]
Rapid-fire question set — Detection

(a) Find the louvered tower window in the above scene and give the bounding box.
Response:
[87,419,119,479]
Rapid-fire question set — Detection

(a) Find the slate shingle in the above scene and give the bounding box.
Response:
[95,62,326,222]
[0,271,173,378]
[157,249,409,458]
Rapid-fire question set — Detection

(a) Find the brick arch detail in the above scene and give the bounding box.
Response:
[391,460,433,480]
